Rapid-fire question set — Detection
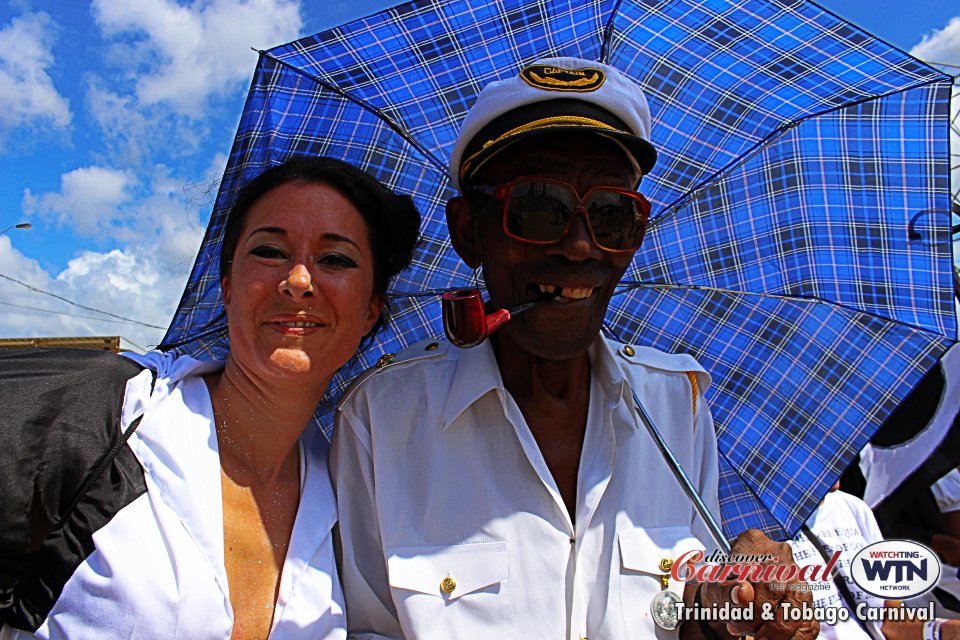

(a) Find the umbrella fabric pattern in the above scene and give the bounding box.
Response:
[161,0,956,540]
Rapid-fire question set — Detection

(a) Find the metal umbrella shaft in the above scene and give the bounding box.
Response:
[631,388,731,553]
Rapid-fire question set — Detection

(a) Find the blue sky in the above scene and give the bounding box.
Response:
[0,0,958,351]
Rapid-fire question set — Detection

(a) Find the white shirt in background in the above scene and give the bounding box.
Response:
[789,490,885,640]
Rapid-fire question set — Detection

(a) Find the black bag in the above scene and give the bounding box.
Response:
[0,348,151,631]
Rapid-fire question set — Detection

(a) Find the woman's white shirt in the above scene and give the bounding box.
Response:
[2,353,345,640]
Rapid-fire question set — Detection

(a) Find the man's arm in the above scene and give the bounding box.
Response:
[882,606,960,640]
[330,408,404,640]
[931,533,960,566]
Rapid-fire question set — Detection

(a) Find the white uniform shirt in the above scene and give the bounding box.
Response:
[2,353,345,640]
[789,491,885,640]
[930,469,960,616]
[332,337,719,640]
[933,468,960,513]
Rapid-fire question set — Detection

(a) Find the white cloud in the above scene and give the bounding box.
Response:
[0,12,71,136]
[12,160,206,350]
[910,16,960,65]
[59,249,153,291]
[85,67,219,168]
[22,163,206,261]
[0,236,55,294]
[58,240,200,349]
[0,1,305,350]
[0,238,68,338]
[910,16,960,209]
[1,230,203,349]
[23,166,134,236]
[83,0,302,169]
[0,232,197,351]
[91,0,303,118]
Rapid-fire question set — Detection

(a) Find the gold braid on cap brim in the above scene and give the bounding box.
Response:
[459,116,625,184]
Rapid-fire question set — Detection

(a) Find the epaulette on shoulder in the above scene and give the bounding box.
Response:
[613,342,710,418]
[339,338,451,407]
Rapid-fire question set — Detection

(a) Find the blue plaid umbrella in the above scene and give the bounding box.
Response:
[161,0,957,540]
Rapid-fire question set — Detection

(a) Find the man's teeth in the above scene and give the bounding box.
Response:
[279,321,319,328]
[537,284,594,300]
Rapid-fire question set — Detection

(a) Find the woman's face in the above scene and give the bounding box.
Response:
[222,180,382,387]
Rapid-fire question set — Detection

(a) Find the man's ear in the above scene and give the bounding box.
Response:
[446,195,482,269]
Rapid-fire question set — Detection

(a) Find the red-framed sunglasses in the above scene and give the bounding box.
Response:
[470,176,651,253]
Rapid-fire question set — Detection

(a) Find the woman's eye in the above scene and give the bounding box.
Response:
[250,245,286,259]
[317,253,358,268]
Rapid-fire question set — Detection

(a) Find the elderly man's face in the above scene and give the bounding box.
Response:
[452,133,641,360]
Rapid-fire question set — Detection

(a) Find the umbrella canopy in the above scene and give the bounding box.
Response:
[161,0,957,540]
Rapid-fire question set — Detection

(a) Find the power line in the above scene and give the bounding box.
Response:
[0,301,158,352]
[0,299,155,326]
[0,272,166,329]
[119,335,150,353]
[0,303,162,354]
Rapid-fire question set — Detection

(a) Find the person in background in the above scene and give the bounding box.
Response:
[791,480,960,640]
[894,466,960,625]
[790,482,885,640]
[930,467,960,566]
[868,427,960,619]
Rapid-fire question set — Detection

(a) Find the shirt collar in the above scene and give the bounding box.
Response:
[441,340,505,429]
[590,335,628,399]
[440,336,632,429]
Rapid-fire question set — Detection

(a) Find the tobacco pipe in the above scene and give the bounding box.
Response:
[441,289,549,348]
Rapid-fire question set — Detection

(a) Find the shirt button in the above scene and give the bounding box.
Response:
[440,576,456,594]
[375,353,396,368]
[425,342,439,351]
[622,345,636,357]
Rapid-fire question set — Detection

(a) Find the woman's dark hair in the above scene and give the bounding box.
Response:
[219,156,421,337]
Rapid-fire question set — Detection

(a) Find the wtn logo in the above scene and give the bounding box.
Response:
[860,559,927,582]
[852,541,940,599]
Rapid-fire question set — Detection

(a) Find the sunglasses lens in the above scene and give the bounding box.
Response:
[585,191,649,251]
[504,181,576,243]
[500,179,650,251]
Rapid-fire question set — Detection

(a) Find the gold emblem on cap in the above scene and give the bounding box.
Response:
[659,557,673,572]
[520,64,606,93]
[460,116,620,183]
[440,576,456,594]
